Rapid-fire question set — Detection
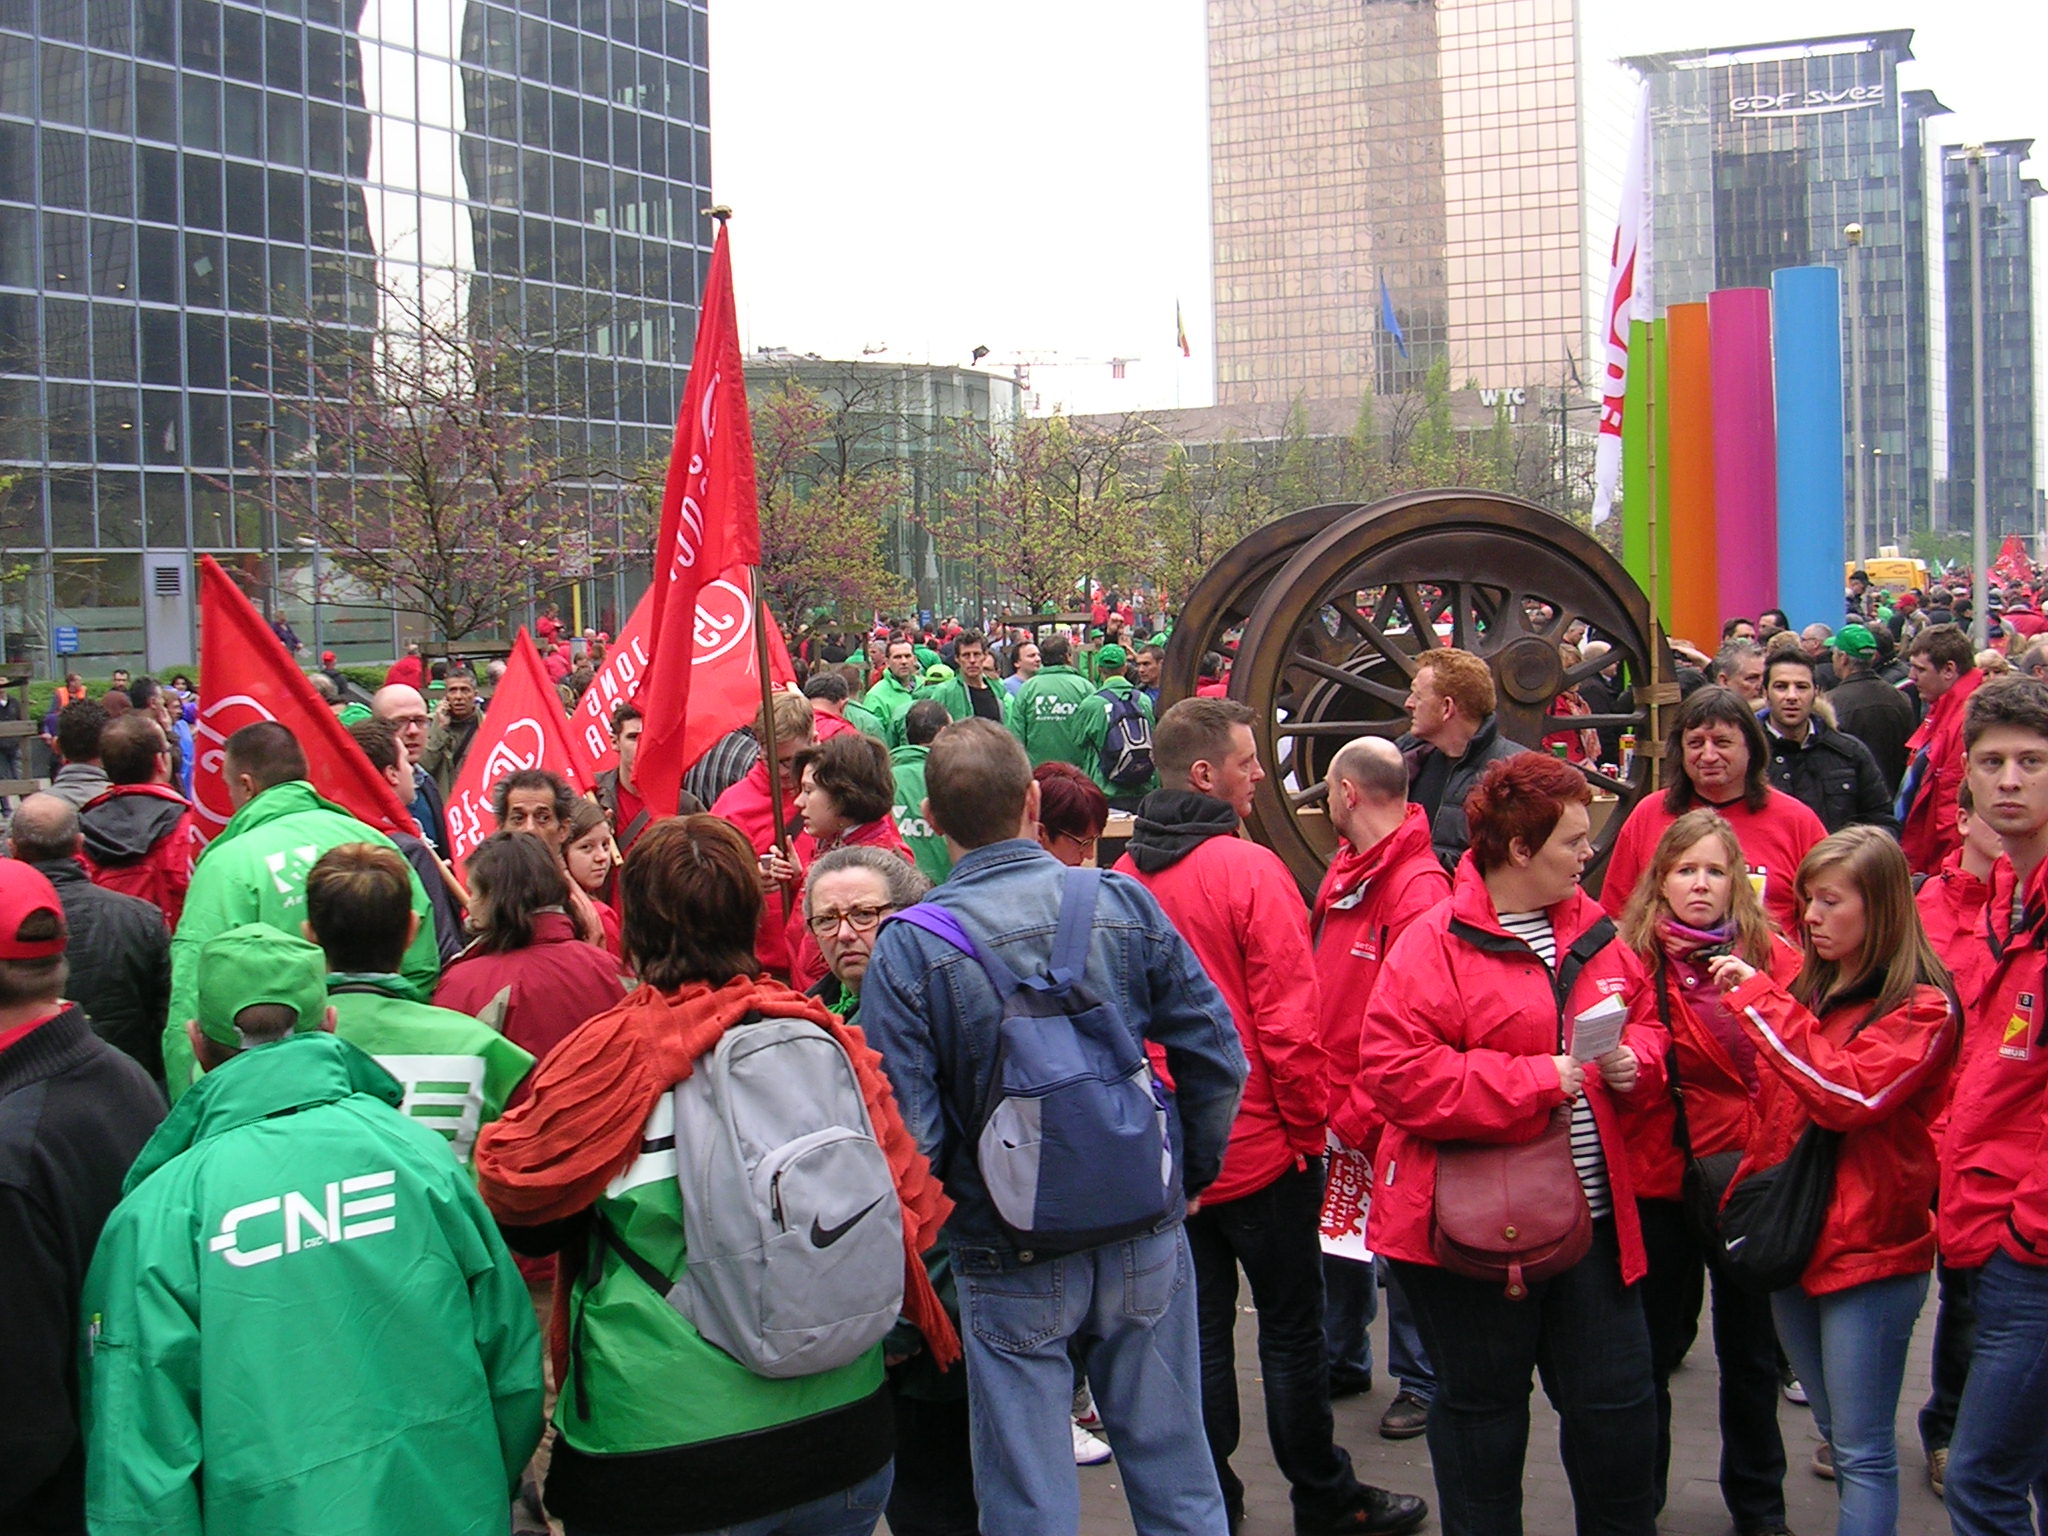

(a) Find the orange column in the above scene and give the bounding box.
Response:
[1664,302,1718,653]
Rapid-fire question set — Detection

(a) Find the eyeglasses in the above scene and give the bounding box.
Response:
[807,903,893,937]
[1054,830,1099,852]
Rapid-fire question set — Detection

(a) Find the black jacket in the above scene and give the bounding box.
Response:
[36,858,169,1084]
[1765,721,1899,835]
[1399,714,1528,871]
[393,828,466,965]
[1829,669,1919,795]
[0,1006,164,1533]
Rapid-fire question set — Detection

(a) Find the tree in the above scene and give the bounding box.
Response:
[233,274,605,645]
[751,381,909,626]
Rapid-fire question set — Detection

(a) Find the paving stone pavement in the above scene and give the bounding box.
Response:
[1074,1288,1951,1535]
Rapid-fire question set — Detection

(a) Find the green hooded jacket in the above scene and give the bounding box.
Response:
[914,671,1004,729]
[861,672,920,745]
[165,781,441,1100]
[1006,663,1099,770]
[887,744,953,885]
[1075,674,1159,798]
[842,697,889,742]
[80,1033,543,1536]
[325,973,534,1168]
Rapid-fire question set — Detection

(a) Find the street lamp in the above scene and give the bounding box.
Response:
[1958,147,1991,645]
[1845,223,1868,568]
[1872,448,1884,552]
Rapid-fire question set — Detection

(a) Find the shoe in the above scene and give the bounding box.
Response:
[1929,1446,1949,1499]
[1071,1381,1104,1433]
[1072,1421,1112,1466]
[1783,1376,1809,1405]
[1330,1371,1374,1400]
[1812,1442,1834,1481]
[1378,1391,1430,1441]
[1295,1488,1430,1536]
[1736,1523,1794,1536]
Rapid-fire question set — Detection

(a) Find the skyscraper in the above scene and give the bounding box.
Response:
[1206,0,1586,407]
[1943,141,2040,539]
[0,0,713,673]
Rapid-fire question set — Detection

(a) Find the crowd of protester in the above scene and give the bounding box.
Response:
[14,568,2048,1536]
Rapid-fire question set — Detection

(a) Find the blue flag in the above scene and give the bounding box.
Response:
[1378,270,1408,360]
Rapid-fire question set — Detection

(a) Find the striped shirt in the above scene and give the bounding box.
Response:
[1497,910,1613,1220]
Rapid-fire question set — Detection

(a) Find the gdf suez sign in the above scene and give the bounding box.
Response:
[207,1170,397,1268]
[1730,85,1885,120]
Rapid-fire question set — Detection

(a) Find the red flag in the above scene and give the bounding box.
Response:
[566,567,796,782]
[443,629,589,863]
[634,222,761,815]
[193,555,418,843]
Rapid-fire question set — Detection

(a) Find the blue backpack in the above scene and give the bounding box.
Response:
[1097,687,1155,790]
[889,867,1177,1253]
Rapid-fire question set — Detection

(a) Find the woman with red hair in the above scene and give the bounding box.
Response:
[1033,761,1109,867]
[1333,752,1664,1535]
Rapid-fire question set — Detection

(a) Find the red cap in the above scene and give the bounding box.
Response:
[0,861,66,959]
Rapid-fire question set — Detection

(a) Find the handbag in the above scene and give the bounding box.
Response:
[1657,956,1746,1248]
[1429,917,1615,1299]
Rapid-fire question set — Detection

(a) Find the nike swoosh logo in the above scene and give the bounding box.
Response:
[812,1196,887,1248]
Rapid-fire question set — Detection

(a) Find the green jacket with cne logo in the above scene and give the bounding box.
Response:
[80,1032,543,1536]
[887,744,953,885]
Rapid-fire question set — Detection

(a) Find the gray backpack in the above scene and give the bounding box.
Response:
[604,1012,905,1378]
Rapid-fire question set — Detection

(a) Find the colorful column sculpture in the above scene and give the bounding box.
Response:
[1771,266,1846,632]
[1665,302,1718,650]
[1709,288,1779,626]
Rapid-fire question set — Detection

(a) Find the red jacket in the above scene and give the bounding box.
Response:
[1310,805,1450,1142]
[432,911,628,1079]
[1901,668,1984,875]
[1117,801,1328,1205]
[76,783,199,928]
[1725,969,1955,1294]
[1343,859,1663,1281]
[711,759,804,976]
[1940,856,2048,1266]
[1618,935,1803,1200]
[1918,855,1994,1016]
[1601,789,1826,936]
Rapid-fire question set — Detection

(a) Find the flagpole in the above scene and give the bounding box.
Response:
[751,565,796,929]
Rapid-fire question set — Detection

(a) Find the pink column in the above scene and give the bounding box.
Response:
[1709,288,1779,626]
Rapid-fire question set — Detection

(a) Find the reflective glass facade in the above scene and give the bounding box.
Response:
[0,0,713,673]
[1942,141,2040,537]
[1631,33,1939,536]
[1207,0,1584,408]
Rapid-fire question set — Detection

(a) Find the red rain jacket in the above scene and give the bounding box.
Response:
[432,911,628,1078]
[1724,969,1955,1294]
[77,783,200,928]
[1117,823,1329,1205]
[1342,859,1663,1281]
[711,758,805,976]
[1900,668,1984,875]
[1310,805,1449,1148]
[1601,789,1826,937]
[1918,854,1994,1016]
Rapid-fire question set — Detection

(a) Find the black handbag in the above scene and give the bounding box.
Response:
[1657,958,1744,1248]
[1717,1121,1843,1293]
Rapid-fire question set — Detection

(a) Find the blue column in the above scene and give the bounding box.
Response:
[1771,266,1846,632]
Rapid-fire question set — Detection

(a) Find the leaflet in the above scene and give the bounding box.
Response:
[1568,992,1629,1062]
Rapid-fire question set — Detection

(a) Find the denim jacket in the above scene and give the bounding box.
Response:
[860,838,1247,1273]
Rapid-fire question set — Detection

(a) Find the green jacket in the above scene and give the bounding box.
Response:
[325,973,534,1168]
[862,673,920,745]
[80,1033,543,1536]
[165,781,441,1101]
[887,744,953,885]
[1007,663,1100,770]
[1075,674,1159,798]
[842,697,889,742]
[914,672,1004,729]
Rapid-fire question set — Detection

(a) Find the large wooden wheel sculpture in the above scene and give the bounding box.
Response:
[1162,490,1675,897]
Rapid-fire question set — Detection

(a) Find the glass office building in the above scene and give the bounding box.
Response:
[1941,140,2040,538]
[1628,32,1943,539]
[1207,0,1585,407]
[0,0,713,675]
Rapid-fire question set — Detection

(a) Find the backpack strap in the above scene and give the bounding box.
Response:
[1028,867,1103,999]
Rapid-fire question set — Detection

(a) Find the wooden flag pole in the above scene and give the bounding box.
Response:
[751,566,796,935]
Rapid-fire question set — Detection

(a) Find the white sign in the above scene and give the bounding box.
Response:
[1730,85,1885,120]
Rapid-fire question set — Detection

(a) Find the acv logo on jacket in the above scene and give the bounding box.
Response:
[207,1169,398,1267]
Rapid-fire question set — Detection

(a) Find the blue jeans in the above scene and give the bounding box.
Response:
[565,1464,892,1536]
[1945,1250,2048,1535]
[957,1225,1226,1536]
[1323,1255,1436,1401]
[1771,1271,1928,1536]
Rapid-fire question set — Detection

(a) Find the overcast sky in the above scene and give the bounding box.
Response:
[710,1,2047,414]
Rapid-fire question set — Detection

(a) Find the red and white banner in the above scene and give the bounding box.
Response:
[443,629,591,863]
[632,221,763,816]
[193,554,418,843]
[1592,83,1653,528]
[567,568,796,782]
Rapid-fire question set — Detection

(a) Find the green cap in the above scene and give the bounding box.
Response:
[922,664,953,686]
[1833,622,1878,659]
[1097,643,1128,668]
[196,923,330,1046]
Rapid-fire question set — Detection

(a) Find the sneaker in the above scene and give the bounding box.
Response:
[1378,1391,1430,1441]
[1812,1442,1834,1481]
[1783,1377,1809,1405]
[1295,1488,1430,1536]
[1071,1381,1104,1433]
[1072,1421,1112,1466]
[1929,1446,1949,1499]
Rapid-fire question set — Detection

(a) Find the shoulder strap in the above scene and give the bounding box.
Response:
[620,808,654,848]
[595,1208,674,1293]
[1655,954,1699,1160]
[1030,867,1103,998]
[1552,914,1617,1051]
[888,902,1026,997]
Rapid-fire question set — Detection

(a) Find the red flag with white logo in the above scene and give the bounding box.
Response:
[444,629,591,863]
[193,554,419,843]
[632,221,763,815]
[566,567,796,781]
